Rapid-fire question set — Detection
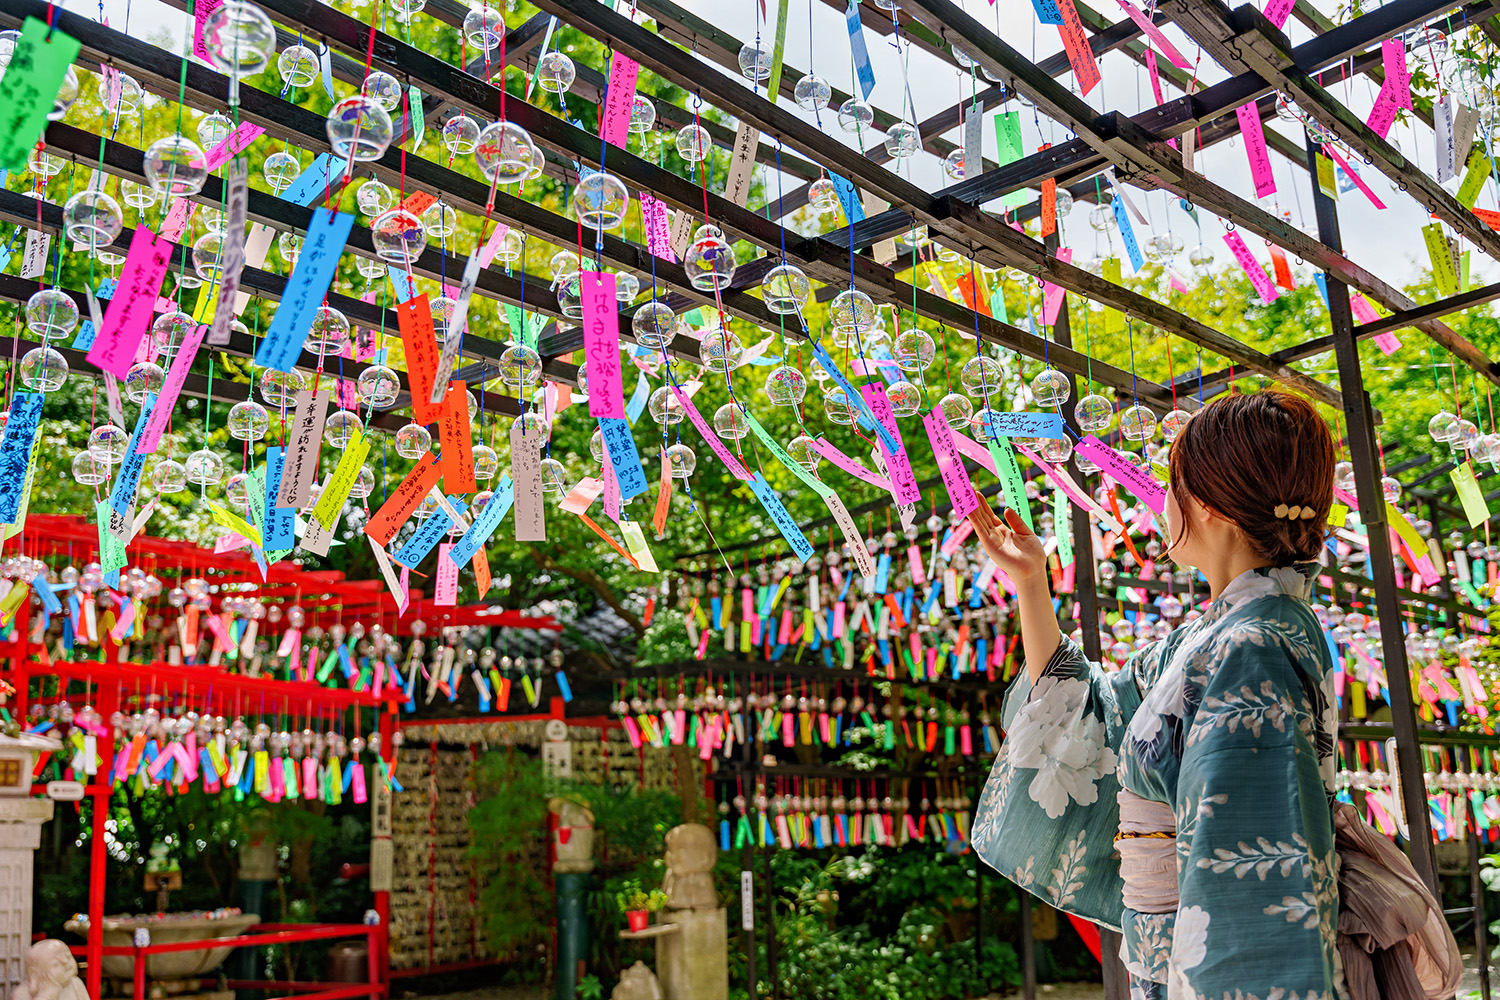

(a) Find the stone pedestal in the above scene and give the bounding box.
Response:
[656,908,726,1000]
[0,799,54,1000]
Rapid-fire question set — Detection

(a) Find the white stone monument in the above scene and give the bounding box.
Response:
[0,734,60,1000]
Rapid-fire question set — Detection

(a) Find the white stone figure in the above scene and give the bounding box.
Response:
[610,961,662,1000]
[14,941,88,1000]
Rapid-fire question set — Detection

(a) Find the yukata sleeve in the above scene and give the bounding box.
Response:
[1171,619,1340,1000]
[970,635,1158,931]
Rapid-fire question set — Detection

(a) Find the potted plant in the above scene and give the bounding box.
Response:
[616,883,669,932]
[616,881,651,932]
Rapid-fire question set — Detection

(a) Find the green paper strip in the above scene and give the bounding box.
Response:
[1054,487,1073,566]
[742,408,832,498]
[987,438,1033,529]
[0,19,82,171]
[993,111,1026,209]
[766,0,791,99]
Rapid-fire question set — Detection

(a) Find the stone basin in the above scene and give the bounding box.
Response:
[65,912,260,986]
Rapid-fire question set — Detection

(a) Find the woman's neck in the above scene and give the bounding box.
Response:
[1202,548,1273,601]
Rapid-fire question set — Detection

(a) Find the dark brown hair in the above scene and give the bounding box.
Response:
[1167,390,1335,566]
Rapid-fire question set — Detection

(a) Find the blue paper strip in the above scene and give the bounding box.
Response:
[625,371,649,425]
[828,171,866,224]
[1031,0,1065,24]
[448,475,514,567]
[973,411,1068,439]
[255,208,357,372]
[391,493,466,568]
[1111,194,1145,272]
[845,3,876,100]
[282,152,336,207]
[0,391,42,524]
[108,392,157,522]
[33,573,60,614]
[70,321,96,350]
[598,417,648,499]
[388,264,418,304]
[810,341,897,453]
[748,471,813,561]
[263,448,297,550]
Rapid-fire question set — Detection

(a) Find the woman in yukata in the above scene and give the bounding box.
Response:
[968,390,1345,999]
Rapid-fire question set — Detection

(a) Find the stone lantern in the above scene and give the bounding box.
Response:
[0,733,61,1000]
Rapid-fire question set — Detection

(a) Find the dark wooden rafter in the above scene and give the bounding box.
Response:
[899,0,1500,393]
[219,0,1191,406]
[1158,0,1500,382]
[523,0,1343,406]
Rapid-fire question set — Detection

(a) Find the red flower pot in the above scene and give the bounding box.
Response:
[626,910,649,932]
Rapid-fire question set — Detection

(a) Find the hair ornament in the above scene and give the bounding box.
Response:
[1273,503,1317,521]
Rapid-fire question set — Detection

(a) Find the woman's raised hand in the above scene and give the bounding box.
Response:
[970,489,1047,584]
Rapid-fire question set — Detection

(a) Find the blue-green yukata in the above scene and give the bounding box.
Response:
[971,565,1342,999]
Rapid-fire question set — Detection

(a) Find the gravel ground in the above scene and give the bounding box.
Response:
[405,950,1500,1000]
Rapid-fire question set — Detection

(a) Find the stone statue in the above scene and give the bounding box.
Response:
[548,798,595,874]
[609,962,662,1000]
[15,941,88,1000]
[661,824,717,910]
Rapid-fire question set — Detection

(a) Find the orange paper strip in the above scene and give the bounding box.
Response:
[437,379,476,494]
[366,453,442,545]
[398,296,444,424]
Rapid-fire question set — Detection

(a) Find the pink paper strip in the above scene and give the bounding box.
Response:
[807,437,891,489]
[1322,145,1387,209]
[1348,292,1401,353]
[1145,49,1166,107]
[861,383,922,505]
[1040,247,1072,325]
[1223,230,1280,304]
[110,601,136,641]
[138,322,208,452]
[672,386,752,480]
[639,193,676,262]
[598,54,640,149]
[601,446,621,522]
[1372,331,1401,356]
[1365,82,1399,139]
[1263,0,1295,28]
[940,521,974,559]
[1236,102,1276,198]
[1383,38,1412,112]
[434,543,458,605]
[214,532,252,554]
[1115,0,1191,68]
[1073,436,1166,513]
[159,199,196,243]
[192,0,225,62]
[580,272,624,419]
[559,477,606,514]
[87,227,173,378]
[194,122,265,171]
[476,223,511,269]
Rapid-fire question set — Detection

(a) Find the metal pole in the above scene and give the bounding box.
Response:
[1303,133,1440,893]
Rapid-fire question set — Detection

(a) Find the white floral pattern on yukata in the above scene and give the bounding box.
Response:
[970,564,1340,999]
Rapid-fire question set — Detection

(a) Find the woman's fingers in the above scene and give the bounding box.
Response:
[1002,506,1033,536]
[971,488,999,530]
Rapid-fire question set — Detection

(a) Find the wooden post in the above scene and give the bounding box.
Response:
[1303,133,1439,893]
